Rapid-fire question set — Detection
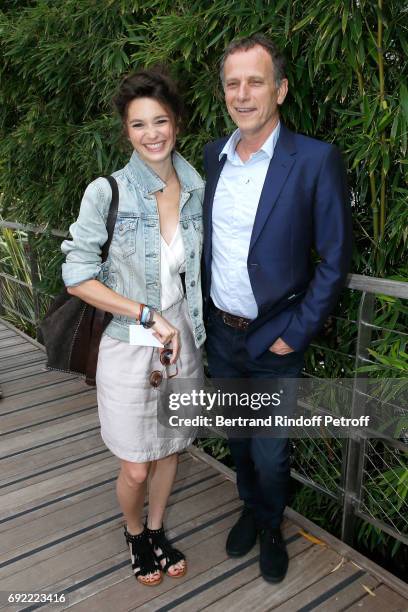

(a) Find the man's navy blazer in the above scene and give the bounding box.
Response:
[202,123,352,358]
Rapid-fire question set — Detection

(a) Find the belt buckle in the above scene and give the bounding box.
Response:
[221,311,248,329]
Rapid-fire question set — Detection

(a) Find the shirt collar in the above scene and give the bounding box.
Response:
[126,149,204,195]
[219,121,281,163]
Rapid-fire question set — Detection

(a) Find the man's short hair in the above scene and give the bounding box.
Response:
[220,34,286,86]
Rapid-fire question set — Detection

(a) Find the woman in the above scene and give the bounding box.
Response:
[61,70,205,586]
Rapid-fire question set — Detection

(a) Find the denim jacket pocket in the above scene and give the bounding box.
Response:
[111,215,138,258]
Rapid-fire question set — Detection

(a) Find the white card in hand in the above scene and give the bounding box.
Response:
[129,324,164,347]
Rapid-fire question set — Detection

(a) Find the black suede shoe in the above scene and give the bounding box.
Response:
[226,506,258,557]
[259,527,288,583]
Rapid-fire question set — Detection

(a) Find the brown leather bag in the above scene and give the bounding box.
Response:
[38,176,119,386]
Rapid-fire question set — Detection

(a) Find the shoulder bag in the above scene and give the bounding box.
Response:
[38,175,119,386]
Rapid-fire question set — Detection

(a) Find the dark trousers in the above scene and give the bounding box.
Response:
[205,304,304,529]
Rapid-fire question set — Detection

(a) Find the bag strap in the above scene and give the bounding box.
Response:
[101,175,119,262]
[85,175,118,386]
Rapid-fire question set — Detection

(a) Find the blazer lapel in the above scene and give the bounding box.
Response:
[249,125,297,253]
[203,150,227,269]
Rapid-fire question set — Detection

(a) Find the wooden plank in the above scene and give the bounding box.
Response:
[0,318,45,350]
[1,370,77,397]
[0,455,119,514]
[0,445,110,493]
[163,541,333,612]
[190,446,408,601]
[346,273,408,299]
[0,379,93,414]
[0,477,233,588]
[33,500,244,611]
[0,469,117,534]
[0,329,17,338]
[0,350,45,371]
[0,456,209,552]
[0,335,27,348]
[0,412,99,457]
[283,508,408,600]
[0,436,202,485]
[0,465,220,573]
[0,432,105,482]
[0,393,96,435]
[0,455,211,529]
[346,583,408,611]
[0,342,39,359]
[0,361,51,383]
[130,523,308,612]
[0,460,220,572]
[0,319,405,612]
[272,561,379,611]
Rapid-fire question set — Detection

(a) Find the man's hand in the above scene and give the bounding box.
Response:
[269,337,294,355]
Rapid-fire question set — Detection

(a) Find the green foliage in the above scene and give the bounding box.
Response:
[0,0,407,574]
[1,0,407,279]
[0,224,36,334]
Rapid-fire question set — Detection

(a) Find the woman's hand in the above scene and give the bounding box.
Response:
[151,312,180,363]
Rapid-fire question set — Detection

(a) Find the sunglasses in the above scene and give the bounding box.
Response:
[149,349,178,388]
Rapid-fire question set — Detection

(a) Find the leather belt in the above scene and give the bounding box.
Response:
[212,303,252,330]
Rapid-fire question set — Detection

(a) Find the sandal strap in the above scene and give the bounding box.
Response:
[146,525,185,572]
[124,526,159,576]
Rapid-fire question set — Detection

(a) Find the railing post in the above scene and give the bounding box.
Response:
[341,291,375,545]
[0,272,4,319]
[0,225,5,319]
[27,234,41,339]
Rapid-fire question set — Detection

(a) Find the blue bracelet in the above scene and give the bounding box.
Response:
[141,306,150,325]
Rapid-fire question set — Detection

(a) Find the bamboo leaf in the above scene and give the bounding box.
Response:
[400,83,408,123]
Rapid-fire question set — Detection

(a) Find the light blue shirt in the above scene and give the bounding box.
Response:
[211,122,281,319]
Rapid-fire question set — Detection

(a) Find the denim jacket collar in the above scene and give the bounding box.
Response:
[126,149,204,195]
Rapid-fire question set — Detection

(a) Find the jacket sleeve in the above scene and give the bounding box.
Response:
[280,145,352,352]
[203,143,210,177]
[61,177,111,287]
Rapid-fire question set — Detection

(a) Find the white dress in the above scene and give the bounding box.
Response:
[95,226,203,462]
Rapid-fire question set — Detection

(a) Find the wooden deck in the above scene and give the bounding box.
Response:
[0,318,407,612]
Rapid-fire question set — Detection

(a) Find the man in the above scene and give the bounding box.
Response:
[202,34,352,583]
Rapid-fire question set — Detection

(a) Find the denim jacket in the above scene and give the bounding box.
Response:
[61,150,206,347]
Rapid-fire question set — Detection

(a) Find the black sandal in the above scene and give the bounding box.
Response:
[146,525,187,578]
[124,526,162,586]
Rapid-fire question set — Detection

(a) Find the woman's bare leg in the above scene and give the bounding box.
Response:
[117,459,150,534]
[117,459,161,584]
[147,453,185,575]
[147,453,178,529]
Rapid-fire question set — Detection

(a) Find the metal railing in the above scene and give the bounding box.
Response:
[0,219,407,550]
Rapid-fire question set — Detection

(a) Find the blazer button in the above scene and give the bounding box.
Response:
[193,308,199,316]
[183,221,189,229]
[190,280,196,287]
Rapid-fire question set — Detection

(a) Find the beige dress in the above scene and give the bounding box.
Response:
[96,226,203,462]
